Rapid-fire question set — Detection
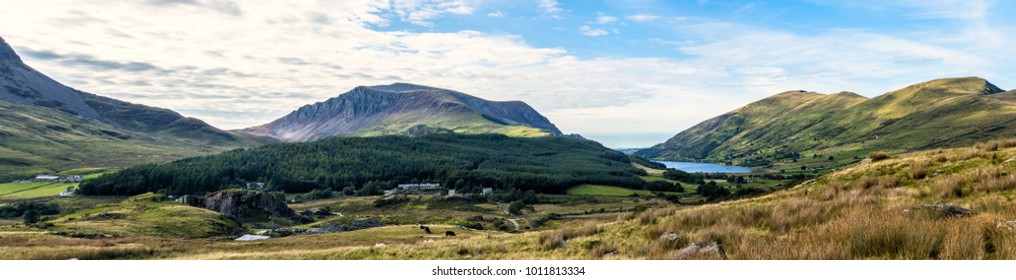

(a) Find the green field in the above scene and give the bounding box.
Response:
[0,181,77,201]
[566,184,646,196]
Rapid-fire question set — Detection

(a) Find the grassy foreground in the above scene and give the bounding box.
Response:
[7,139,1016,259]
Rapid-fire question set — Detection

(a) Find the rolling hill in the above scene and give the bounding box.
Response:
[637,77,1014,168]
[0,36,275,181]
[241,83,562,142]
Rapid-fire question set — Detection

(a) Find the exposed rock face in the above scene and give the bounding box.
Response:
[202,190,295,221]
[242,83,562,141]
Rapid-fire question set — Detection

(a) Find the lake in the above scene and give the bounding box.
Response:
[655,161,753,173]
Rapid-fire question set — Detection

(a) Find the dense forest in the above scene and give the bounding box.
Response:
[79,134,648,196]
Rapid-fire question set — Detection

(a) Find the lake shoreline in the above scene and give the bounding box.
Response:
[655,161,753,173]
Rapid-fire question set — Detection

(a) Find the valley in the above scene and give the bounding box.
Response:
[3,33,1016,261]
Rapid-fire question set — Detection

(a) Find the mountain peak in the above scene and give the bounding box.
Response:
[366,83,439,93]
[242,84,562,141]
[0,36,22,63]
[909,77,1004,95]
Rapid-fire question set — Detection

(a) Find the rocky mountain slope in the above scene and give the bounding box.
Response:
[0,36,255,144]
[241,83,562,142]
[637,77,1013,167]
[0,36,275,180]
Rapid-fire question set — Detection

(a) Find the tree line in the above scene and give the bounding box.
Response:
[79,134,649,196]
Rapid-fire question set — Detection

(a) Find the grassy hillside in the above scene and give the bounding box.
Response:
[346,111,553,138]
[0,101,275,182]
[45,193,242,239]
[80,134,648,196]
[531,139,1016,259]
[638,77,1012,170]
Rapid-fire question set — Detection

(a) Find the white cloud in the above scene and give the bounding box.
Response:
[487,10,504,18]
[389,0,478,26]
[539,0,562,13]
[626,14,659,22]
[579,25,608,37]
[900,0,990,20]
[595,15,617,24]
[0,0,1012,148]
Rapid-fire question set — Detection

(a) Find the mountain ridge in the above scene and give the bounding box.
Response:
[0,36,275,180]
[0,36,250,144]
[637,77,1012,167]
[242,83,562,141]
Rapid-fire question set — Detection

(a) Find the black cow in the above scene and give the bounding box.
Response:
[445,231,456,237]
[420,225,432,234]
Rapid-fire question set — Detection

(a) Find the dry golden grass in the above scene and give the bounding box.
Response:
[9,139,1016,260]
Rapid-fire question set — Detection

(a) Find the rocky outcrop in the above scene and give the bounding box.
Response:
[674,242,727,260]
[202,190,295,221]
[306,217,385,234]
[911,203,976,218]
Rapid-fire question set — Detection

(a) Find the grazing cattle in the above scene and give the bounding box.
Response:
[420,225,432,234]
[445,231,456,237]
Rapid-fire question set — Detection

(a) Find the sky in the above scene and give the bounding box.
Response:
[1,0,1014,148]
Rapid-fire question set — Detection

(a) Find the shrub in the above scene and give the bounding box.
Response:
[22,210,40,225]
[909,161,929,180]
[697,183,731,199]
[508,200,527,215]
[869,151,890,162]
[645,181,682,192]
[373,196,409,208]
[308,188,333,200]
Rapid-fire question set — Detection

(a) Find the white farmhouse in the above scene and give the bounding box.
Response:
[34,175,60,181]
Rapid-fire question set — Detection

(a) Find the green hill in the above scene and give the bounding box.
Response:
[637,77,1012,168]
[0,101,273,181]
[79,134,648,196]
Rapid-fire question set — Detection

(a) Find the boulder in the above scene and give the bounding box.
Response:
[202,190,295,221]
[262,227,307,237]
[912,203,976,218]
[674,242,727,260]
[660,232,680,241]
[997,221,1016,230]
[175,195,202,206]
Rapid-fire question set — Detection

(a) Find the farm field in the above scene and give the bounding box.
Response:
[0,181,77,201]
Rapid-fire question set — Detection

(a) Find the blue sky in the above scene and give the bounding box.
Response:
[1,0,1014,147]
